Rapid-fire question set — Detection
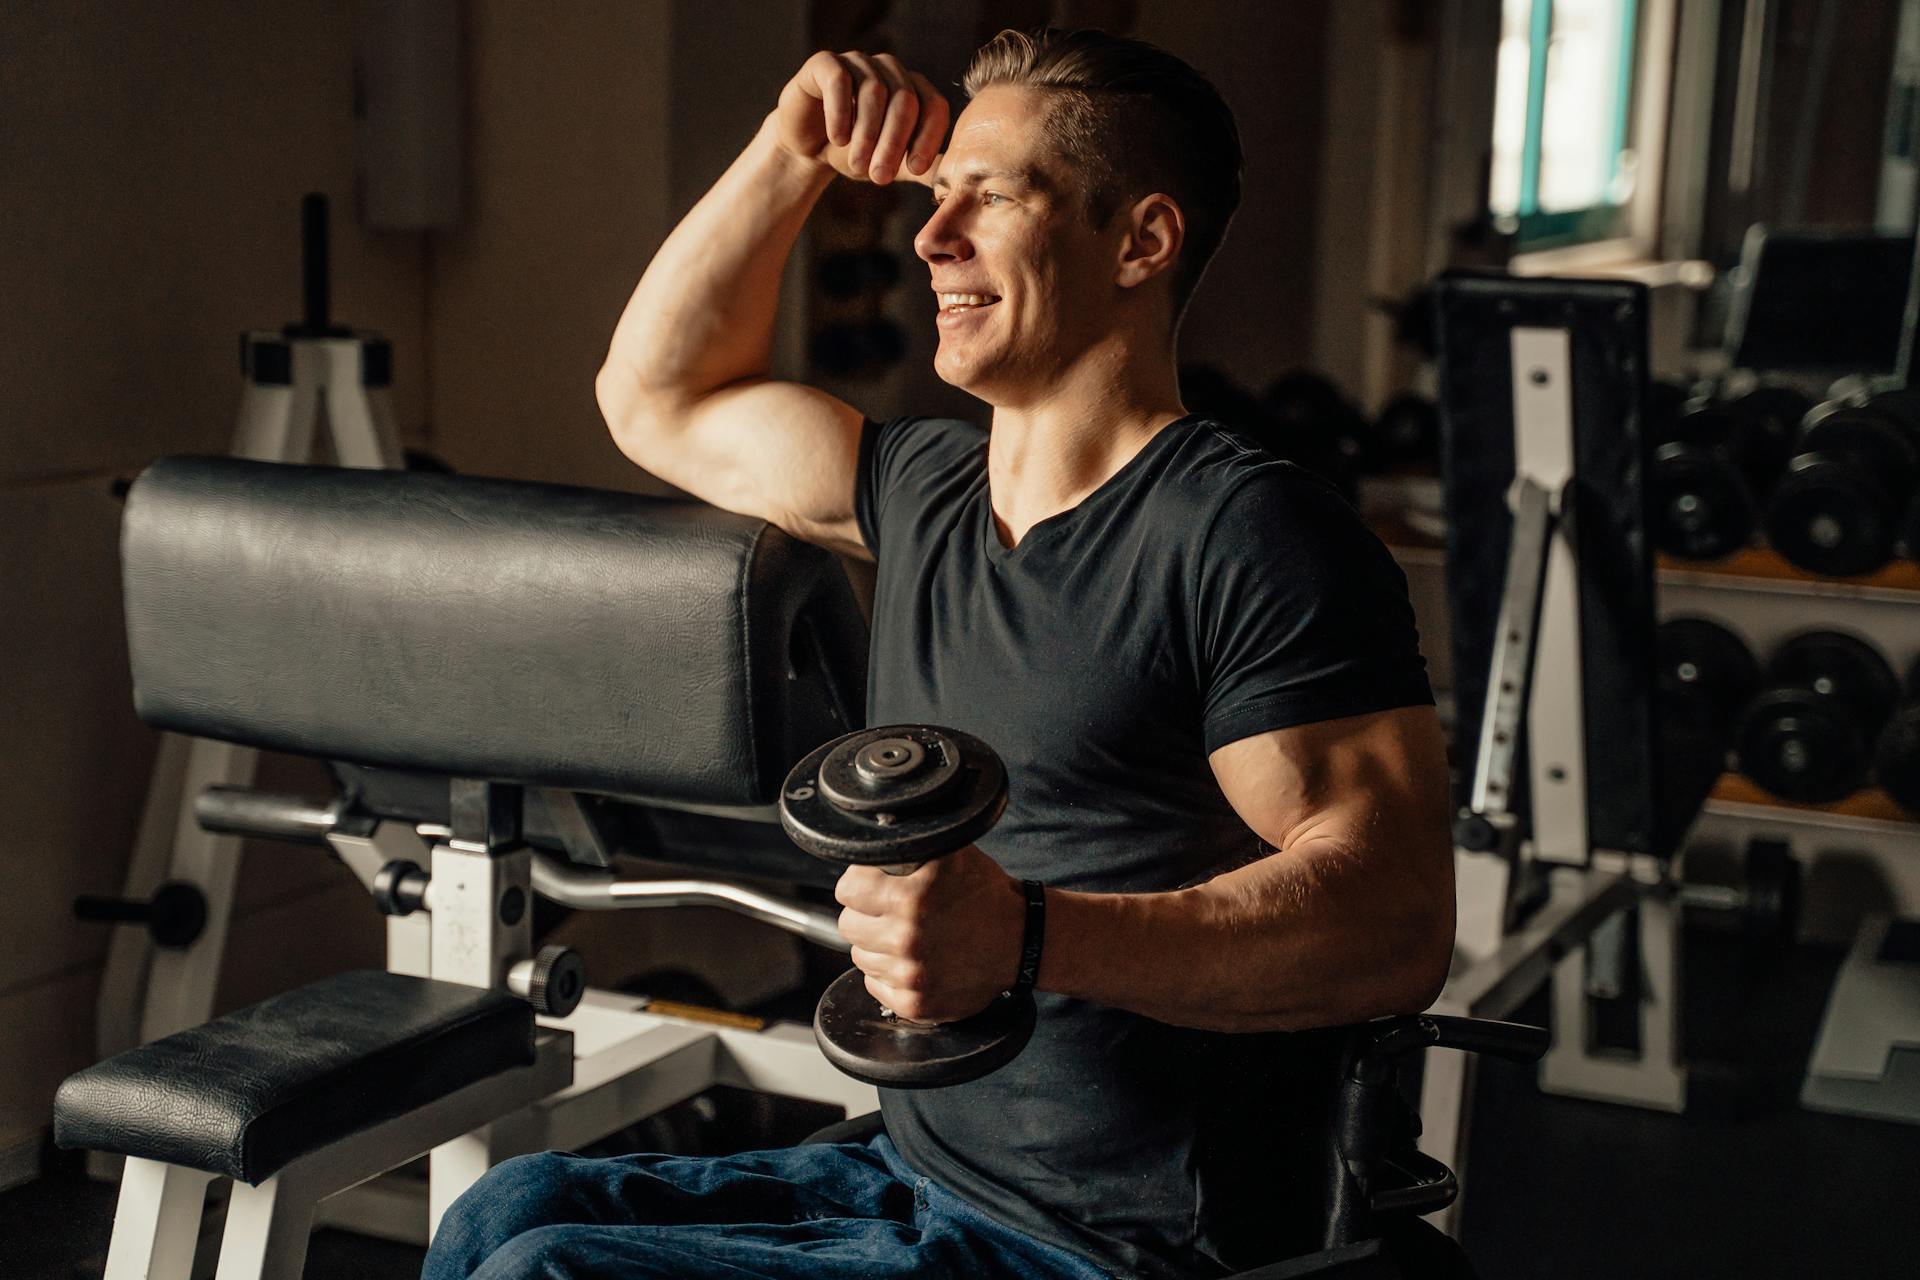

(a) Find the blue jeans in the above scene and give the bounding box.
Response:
[422,1134,1113,1280]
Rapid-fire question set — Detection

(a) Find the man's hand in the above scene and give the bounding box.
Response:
[774,50,949,186]
[834,845,1024,1023]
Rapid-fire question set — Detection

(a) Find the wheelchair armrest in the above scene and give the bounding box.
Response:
[1362,1014,1549,1073]
[1367,1147,1457,1218]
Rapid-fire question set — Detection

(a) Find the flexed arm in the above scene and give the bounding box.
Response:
[596,51,947,556]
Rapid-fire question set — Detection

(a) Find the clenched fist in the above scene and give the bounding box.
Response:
[774,50,950,186]
[834,843,1025,1024]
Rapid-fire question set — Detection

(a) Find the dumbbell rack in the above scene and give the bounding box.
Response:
[1657,550,1920,1126]
[92,195,404,1080]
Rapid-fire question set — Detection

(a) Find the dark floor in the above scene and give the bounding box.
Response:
[8,932,1918,1279]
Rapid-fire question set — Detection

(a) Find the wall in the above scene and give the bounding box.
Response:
[424,0,677,491]
[0,0,430,1161]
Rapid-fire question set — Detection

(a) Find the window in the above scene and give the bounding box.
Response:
[1489,0,1643,252]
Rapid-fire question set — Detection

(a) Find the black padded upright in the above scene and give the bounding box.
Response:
[53,971,533,1184]
[121,458,868,807]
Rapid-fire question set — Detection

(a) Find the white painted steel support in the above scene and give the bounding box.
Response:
[95,331,402,1069]
[1509,327,1589,867]
[102,1158,215,1280]
[1541,878,1688,1112]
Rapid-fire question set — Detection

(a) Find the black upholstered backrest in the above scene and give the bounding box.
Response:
[122,457,868,807]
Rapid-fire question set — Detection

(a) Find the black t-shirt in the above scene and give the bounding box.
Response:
[853,413,1433,1279]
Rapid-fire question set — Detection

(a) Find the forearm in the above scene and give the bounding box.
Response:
[599,115,830,418]
[1038,836,1454,1034]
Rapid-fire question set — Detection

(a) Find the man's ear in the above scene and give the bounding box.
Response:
[1115,193,1185,290]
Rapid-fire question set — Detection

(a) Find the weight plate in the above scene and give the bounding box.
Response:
[1764,454,1898,577]
[1657,616,1760,734]
[1734,688,1872,803]
[813,967,1036,1089]
[1864,388,1920,434]
[1653,443,1756,560]
[1800,404,1920,496]
[781,725,1008,866]
[1876,704,1920,817]
[1767,631,1900,730]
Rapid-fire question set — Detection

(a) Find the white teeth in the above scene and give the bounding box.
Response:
[937,292,997,308]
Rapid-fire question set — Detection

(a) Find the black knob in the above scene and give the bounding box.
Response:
[73,882,208,950]
[372,860,430,917]
[520,945,586,1017]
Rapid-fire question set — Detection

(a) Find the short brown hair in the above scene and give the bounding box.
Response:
[961,27,1243,317]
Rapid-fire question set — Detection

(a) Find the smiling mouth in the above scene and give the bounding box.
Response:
[936,292,1001,314]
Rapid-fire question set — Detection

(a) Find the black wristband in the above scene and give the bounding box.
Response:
[1007,879,1046,999]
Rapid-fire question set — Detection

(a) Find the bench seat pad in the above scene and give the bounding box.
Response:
[54,970,533,1184]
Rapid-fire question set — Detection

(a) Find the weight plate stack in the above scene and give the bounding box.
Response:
[1736,631,1900,803]
[1875,658,1920,817]
[1765,399,1920,576]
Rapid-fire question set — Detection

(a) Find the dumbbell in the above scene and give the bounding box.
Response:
[1874,658,1920,817]
[1657,616,1762,742]
[1263,370,1367,494]
[779,725,1034,1089]
[1764,390,1920,576]
[1651,386,1808,560]
[1654,618,1760,840]
[1372,393,1440,471]
[1679,838,1801,951]
[1735,630,1900,804]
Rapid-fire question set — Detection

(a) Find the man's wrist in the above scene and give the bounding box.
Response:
[759,113,838,188]
[1006,880,1046,999]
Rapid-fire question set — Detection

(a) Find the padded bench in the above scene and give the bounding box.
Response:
[55,971,571,1280]
[56,970,534,1185]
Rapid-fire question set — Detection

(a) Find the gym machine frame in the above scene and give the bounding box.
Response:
[95,196,404,1065]
[1420,276,1687,1234]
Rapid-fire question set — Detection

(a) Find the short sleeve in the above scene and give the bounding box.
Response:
[1195,466,1433,753]
[855,415,986,557]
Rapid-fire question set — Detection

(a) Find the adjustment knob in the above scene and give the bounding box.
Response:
[509,945,586,1017]
[371,860,430,917]
[72,882,208,949]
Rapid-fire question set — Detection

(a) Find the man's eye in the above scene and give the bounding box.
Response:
[982,193,1005,206]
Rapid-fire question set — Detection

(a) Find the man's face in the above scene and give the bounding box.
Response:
[914,85,1119,404]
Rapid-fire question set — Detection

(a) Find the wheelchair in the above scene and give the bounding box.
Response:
[56,458,1544,1279]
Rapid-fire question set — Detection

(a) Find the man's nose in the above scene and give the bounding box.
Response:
[914,201,971,264]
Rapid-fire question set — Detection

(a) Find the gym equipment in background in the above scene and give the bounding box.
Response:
[1372,392,1441,472]
[1653,617,1761,840]
[780,726,1033,1088]
[1427,273,1672,1233]
[1734,630,1900,804]
[1801,915,1920,1126]
[1764,391,1920,577]
[1650,386,1808,560]
[1874,659,1920,817]
[1721,226,1914,378]
[85,194,408,1083]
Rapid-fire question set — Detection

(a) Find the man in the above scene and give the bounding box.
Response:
[426,27,1453,1280]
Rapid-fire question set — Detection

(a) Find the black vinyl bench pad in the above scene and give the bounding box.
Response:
[55,970,534,1184]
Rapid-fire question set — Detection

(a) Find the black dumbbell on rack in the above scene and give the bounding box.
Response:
[1371,392,1441,472]
[1764,390,1920,577]
[1655,617,1763,837]
[1735,630,1901,804]
[780,725,1035,1089]
[1651,386,1809,561]
[1874,658,1920,818]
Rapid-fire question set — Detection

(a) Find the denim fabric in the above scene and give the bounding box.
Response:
[422,1135,1114,1280]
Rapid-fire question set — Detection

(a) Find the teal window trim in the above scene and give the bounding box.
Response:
[1518,0,1553,217]
[1511,0,1643,253]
